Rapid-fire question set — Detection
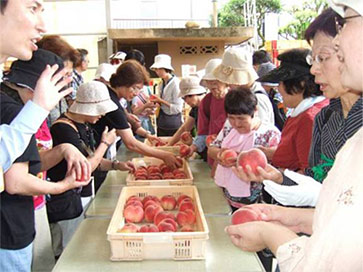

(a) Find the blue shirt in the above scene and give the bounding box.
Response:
[0,100,49,172]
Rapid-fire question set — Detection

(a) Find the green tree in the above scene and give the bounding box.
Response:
[218,0,282,47]
[278,0,328,40]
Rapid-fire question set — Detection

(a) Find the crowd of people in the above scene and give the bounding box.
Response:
[0,0,362,271]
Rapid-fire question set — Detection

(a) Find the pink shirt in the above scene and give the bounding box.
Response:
[214,124,281,197]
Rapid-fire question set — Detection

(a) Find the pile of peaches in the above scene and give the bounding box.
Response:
[149,132,194,158]
[134,163,187,180]
[118,194,197,233]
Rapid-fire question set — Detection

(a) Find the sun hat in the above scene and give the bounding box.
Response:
[213,48,259,85]
[4,49,64,91]
[109,51,127,61]
[257,48,312,84]
[201,58,222,81]
[69,81,118,116]
[94,63,116,82]
[179,76,207,98]
[150,54,174,71]
[330,0,363,16]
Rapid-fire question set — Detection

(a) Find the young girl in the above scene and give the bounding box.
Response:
[208,87,281,211]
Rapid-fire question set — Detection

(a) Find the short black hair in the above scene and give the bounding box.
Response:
[125,49,145,66]
[305,8,342,44]
[253,50,272,65]
[75,48,88,67]
[224,87,257,116]
[283,74,322,98]
[0,0,8,14]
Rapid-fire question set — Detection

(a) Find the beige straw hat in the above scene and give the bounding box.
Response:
[213,48,258,85]
[179,76,206,98]
[202,58,222,81]
[69,81,118,116]
[150,54,174,71]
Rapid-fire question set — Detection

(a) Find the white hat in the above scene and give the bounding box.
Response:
[69,81,118,116]
[109,51,126,60]
[202,58,222,81]
[150,54,174,71]
[179,76,207,98]
[330,0,363,16]
[94,63,116,82]
[213,48,258,85]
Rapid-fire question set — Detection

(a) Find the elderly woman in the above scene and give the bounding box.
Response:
[150,54,184,136]
[224,2,363,271]
[233,8,362,207]
[257,48,329,172]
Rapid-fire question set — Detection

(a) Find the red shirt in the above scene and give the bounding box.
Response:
[197,93,227,136]
[272,99,329,171]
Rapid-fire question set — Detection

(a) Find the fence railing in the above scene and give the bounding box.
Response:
[111,18,210,29]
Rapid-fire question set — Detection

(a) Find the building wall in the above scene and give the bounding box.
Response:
[158,40,225,77]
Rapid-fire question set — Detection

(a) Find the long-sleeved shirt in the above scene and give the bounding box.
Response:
[159,76,183,115]
[277,127,363,271]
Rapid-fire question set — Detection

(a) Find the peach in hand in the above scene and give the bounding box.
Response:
[236,148,267,175]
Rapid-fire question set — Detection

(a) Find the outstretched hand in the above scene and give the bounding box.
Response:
[32,65,73,111]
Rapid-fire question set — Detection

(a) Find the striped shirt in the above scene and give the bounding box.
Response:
[283,96,363,185]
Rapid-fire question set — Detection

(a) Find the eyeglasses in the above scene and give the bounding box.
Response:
[335,15,361,33]
[306,51,336,65]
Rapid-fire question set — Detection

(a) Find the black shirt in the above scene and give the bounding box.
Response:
[189,106,199,128]
[48,115,96,196]
[91,86,129,145]
[0,92,41,249]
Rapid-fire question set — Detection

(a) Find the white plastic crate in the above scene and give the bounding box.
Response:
[106,185,209,261]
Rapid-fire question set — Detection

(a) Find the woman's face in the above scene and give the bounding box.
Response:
[228,113,253,134]
[85,115,102,124]
[124,83,143,101]
[333,8,363,91]
[183,94,198,107]
[310,32,349,98]
[205,80,228,99]
[154,68,168,79]
[278,82,303,109]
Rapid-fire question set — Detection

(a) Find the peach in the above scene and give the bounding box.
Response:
[160,218,178,230]
[206,134,217,147]
[180,131,193,145]
[179,199,195,212]
[231,207,261,225]
[176,209,196,226]
[125,200,143,208]
[126,195,142,203]
[236,148,267,175]
[157,219,177,232]
[162,172,175,179]
[177,195,192,207]
[219,149,238,164]
[144,204,163,223]
[117,223,139,233]
[174,173,186,179]
[179,144,191,158]
[142,195,160,206]
[160,195,177,210]
[143,199,162,209]
[139,224,159,233]
[154,211,176,226]
[123,205,144,223]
